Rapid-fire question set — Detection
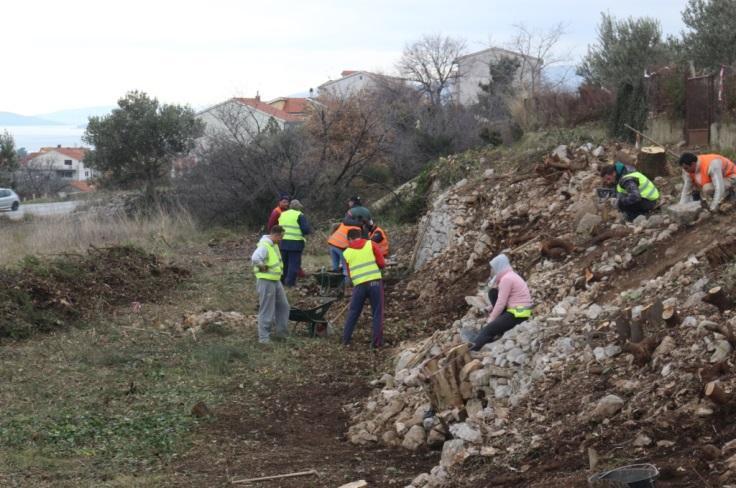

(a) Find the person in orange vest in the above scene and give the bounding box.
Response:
[267,193,290,231]
[679,152,736,211]
[327,221,362,274]
[342,228,386,348]
[366,220,389,258]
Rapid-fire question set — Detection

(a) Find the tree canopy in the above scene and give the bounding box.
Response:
[83,91,203,197]
[681,0,736,69]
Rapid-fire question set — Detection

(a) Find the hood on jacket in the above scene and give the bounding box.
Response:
[258,235,275,246]
[490,254,511,276]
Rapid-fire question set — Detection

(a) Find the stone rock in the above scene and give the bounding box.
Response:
[382,430,401,446]
[555,337,576,354]
[645,214,666,228]
[586,303,604,320]
[593,347,607,362]
[449,422,482,443]
[711,340,733,363]
[682,316,698,327]
[604,344,622,357]
[427,426,447,448]
[378,398,406,422]
[577,213,603,236]
[552,144,571,163]
[653,336,676,357]
[592,146,605,157]
[402,425,427,451]
[591,394,625,420]
[633,433,653,447]
[440,439,467,467]
[465,399,484,419]
[469,368,492,387]
[665,201,702,226]
[349,428,377,445]
[632,214,648,227]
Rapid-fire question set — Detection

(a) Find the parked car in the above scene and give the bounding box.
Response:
[0,188,20,211]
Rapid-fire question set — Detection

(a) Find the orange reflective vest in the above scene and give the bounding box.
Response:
[690,154,736,187]
[328,223,361,250]
[369,226,389,257]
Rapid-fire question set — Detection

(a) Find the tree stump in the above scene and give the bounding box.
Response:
[637,146,669,178]
[420,344,471,411]
[662,308,680,327]
[705,381,732,405]
[703,286,734,313]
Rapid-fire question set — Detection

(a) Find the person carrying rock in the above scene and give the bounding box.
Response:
[600,161,660,221]
[471,254,532,352]
[341,228,385,348]
[251,225,290,344]
[678,152,736,211]
[277,199,312,286]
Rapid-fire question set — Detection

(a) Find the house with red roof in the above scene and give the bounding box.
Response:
[21,145,94,182]
[197,95,314,142]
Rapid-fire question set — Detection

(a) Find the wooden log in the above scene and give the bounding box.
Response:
[231,469,319,484]
[421,344,470,411]
[701,321,736,347]
[623,335,659,366]
[640,300,664,328]
[703,286,734,313]
[698,361,730,384]
[629,317,645,343]
[637,146,669,178]
[615,314,631,341]
[540,238,576,259]
[705,381,732,405]
[662,308,680,327]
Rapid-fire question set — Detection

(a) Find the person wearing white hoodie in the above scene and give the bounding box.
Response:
[471,254,533,351]
[251,225,290,343]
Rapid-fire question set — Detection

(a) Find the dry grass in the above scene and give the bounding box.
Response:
[0,208,197,266]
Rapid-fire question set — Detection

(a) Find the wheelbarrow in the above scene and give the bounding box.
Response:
[313,269,346,296]
[289,298,340,337]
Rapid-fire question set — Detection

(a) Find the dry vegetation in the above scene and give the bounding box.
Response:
[0,208,197,265]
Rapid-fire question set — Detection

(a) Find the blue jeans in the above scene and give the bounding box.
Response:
[342,280,384,347]
[280,249,302,287]
[329,245,349,280]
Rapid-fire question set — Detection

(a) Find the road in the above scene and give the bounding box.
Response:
[3,201,81,220]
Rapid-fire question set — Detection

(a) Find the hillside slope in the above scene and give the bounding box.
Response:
[348,142,736,487]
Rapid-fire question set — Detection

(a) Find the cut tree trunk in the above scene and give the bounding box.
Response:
[705,381,732,405]
[637,146,669,178]
[640,300,664,328]
[703,286,734,313]
[420,344,471,411]
[623,335,659,366]
[662,308,680,327]
[699,361,731,384]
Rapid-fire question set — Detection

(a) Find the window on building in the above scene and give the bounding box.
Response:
[56,170,74,178]
[64,159,72,166]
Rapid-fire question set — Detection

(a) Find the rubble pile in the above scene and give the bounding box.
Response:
[349,143,736,486]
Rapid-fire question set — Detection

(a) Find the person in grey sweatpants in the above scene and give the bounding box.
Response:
[251,226,290,343]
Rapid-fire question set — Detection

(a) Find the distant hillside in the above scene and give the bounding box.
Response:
[0,112,62,126]
[35,106,115,127]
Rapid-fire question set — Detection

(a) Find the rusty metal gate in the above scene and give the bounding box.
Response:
[685,74,714,146]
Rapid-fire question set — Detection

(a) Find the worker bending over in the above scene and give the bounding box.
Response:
[251,225,290,344]
[366,220,389,258]
[342,228,385,348]
[600,162,659,221]
[471,254,532,352]
[679,152,736,211]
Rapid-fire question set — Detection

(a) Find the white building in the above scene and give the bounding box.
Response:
[455,47,541,106]
[318,70,405,98]
[197,96,309,142]
[22,146,93,181]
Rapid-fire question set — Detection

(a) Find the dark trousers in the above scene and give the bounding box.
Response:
[342,280,384,347]
[618,198,657,222]
[280,249,302,287]
[470,288,526,351]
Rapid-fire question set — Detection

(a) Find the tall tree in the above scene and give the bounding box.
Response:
[508,23,568,96]
[83,91,203,199]
[681,0,736,69]
[578,14,669,89]
[397,34,466,106]
[0,130,18,172]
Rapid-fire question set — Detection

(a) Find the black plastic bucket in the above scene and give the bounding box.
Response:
[588,464,658,488]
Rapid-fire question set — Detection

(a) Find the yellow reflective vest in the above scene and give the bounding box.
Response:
[343,241,382,286]
[253,240,283,281]
[278,209,305,241]
[616,172,659,201]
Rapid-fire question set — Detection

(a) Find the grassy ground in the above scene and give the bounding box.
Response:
[0,230,436,487]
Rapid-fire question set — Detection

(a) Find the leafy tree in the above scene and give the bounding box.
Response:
[83,91,203,199]
[0,130,18,172]
[681,0,736,69]
[397,34,466,106]
[578,14,670,89]
[477,56,521,119]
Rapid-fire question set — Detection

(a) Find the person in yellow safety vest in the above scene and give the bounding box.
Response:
[600,162,659,222]
[471,254,532,351]
[342,228,386,348]
[251,225,290,344]
[366,220,389,258]
[678,152,736,211]
[277,199,311,287]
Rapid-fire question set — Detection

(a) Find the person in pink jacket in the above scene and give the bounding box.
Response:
[471,254,533,351]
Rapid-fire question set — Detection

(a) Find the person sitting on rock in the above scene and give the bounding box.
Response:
[600,162,660,222]
[678,152,736,211]
[471,254,532,352]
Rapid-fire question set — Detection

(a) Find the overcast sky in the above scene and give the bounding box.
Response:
[1,0,688,115]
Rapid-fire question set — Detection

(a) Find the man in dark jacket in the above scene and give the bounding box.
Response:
[600,162,660,221]
[267,192,290,231]
[344,196,372,228]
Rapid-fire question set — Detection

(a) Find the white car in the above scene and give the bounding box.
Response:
[0,188,20,211]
